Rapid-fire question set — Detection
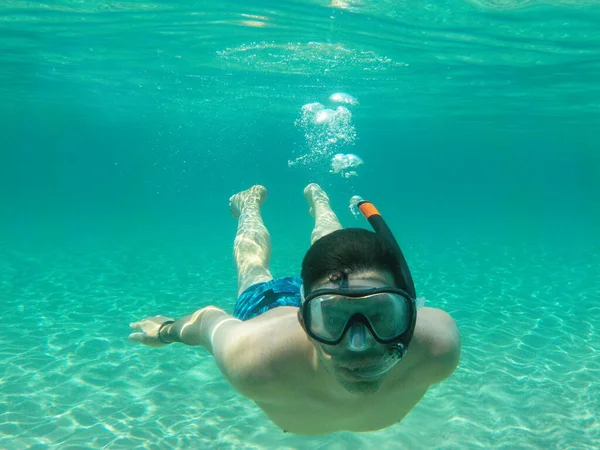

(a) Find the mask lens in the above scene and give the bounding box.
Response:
[306,291,410,343]
[367,293,410,340]
[307,294,348,342]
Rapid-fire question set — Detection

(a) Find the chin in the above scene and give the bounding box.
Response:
[336,369,384,395]
[339,378,383,395]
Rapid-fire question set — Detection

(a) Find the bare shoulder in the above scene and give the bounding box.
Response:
[412,307,461,384]
[221,308,314,401]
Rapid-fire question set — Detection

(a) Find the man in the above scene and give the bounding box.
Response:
[129,183,461,435]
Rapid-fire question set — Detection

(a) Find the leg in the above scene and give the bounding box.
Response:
[304,183,342,245]
[229,185,273,297]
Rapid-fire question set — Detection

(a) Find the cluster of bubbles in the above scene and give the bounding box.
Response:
[328,92,359,107]
[289,92,363,177]
[330,153,364,178]
[349,195,364,218]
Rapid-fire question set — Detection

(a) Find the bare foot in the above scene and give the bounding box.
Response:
[229,185,267,219]
[304,183,331,218]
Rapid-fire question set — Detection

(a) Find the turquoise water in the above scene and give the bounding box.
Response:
[1,0,599,448]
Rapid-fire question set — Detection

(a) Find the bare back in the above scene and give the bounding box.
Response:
[224,306,459,435]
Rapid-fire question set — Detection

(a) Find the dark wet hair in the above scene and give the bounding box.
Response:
[301,228,404,295]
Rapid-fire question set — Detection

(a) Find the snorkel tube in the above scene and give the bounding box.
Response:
[356,200,416,299]
[350,198,418,378]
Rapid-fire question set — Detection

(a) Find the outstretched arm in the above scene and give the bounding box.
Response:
[129,307,291,398]
[130,307,311,401]
[128,307,242,354]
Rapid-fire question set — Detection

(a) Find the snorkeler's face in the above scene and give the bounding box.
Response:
[306,270,399,393]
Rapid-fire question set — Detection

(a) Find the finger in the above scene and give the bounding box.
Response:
[129,332,164,348]
[129,332,143,341]
[129,321,145,330]
[129,332,154,344]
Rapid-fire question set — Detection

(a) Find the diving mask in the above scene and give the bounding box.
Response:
[302,287,414,345]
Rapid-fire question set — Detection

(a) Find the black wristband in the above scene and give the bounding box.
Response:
[157,320,176,344]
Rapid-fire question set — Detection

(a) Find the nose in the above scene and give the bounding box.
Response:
[347,322,374,351]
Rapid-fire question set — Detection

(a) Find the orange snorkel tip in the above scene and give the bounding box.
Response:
[357,200,380,219]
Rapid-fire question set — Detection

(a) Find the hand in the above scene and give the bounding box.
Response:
[129,315,175,347]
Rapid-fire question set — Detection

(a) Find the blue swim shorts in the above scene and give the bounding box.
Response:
[233,276,303,321]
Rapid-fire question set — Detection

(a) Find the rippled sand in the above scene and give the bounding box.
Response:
[0,235,598,449]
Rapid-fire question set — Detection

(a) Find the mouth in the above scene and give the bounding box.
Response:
[339,362,380,372]
[338,360,380,369]
[338,366,382,381]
